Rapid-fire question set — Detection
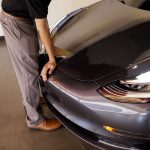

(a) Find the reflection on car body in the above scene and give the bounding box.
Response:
[40,0,150,149]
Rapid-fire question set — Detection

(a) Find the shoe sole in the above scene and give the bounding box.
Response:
[28,124,62,131]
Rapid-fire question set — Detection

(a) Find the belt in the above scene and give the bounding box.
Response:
[2,11,31,21]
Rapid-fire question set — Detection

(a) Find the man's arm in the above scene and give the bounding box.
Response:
[35,18,56,81]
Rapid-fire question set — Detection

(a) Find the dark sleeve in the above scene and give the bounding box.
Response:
[25,0,51,19]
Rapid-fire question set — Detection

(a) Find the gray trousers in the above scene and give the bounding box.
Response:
[0,11,44,125]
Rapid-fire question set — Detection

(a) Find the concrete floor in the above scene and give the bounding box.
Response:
[0,38,99,150]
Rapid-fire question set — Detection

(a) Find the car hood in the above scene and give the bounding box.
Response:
[57,21,150,82]
[52,0,150,55]
[52,0,150,82]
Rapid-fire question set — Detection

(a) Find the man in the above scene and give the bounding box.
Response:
[0,0,61,131]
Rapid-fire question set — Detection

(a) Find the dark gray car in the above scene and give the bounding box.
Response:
[40,0,150,149]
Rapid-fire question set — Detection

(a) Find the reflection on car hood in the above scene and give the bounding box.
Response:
[58,21,150,81]
[53,0,150,55]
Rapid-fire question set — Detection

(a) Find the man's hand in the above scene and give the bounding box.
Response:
[41,61,57,81]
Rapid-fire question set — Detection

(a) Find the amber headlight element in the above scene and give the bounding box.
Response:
[103,125,150,139]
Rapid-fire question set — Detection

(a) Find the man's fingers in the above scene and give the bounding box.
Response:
[41,69,47,81]
[41,66,49,81]
[48,66,55,74]
[41,62,57,81]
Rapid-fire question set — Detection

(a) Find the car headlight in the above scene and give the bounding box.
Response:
[97,77,150,103]
[121,71,150,85]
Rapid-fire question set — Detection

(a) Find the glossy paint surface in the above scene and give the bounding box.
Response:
[40,0,150,149]
[58,22,150,82]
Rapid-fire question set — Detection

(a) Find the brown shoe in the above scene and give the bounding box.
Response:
[28,118,62,131]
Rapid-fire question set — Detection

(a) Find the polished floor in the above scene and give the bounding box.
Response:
[0,38,99,150]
